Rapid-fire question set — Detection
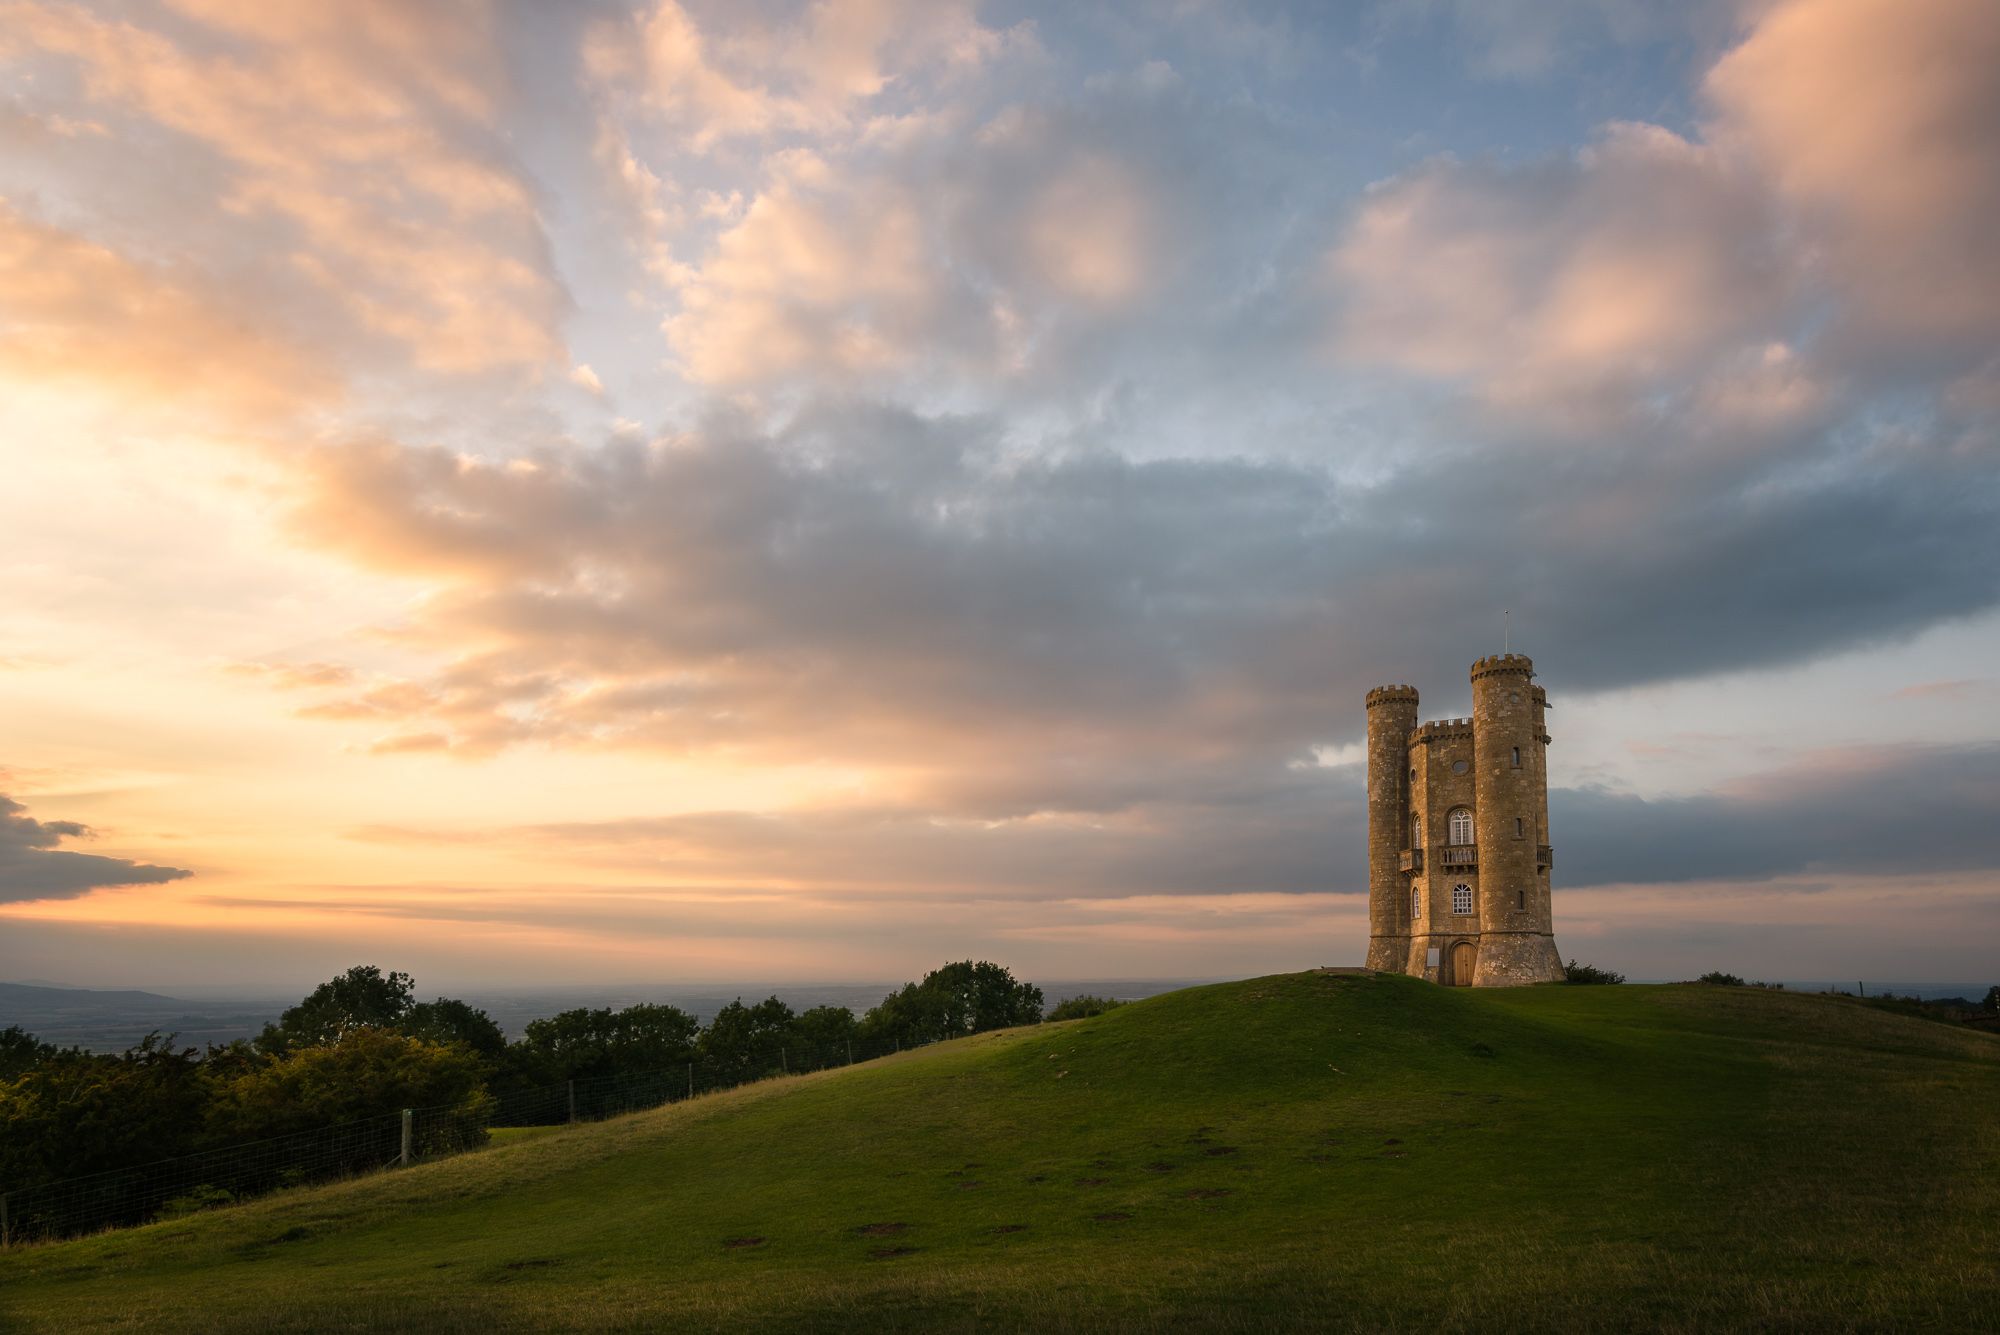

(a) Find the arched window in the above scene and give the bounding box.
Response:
[1516,816,1526,838]
[1448,807,1473,845]
[1511,746,1521,768]
[1411,886,1423,920]
[1411,812,1421,845]
[1452,882,1473,915]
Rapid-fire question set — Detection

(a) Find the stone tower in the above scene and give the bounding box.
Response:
[1362,654,1563,986]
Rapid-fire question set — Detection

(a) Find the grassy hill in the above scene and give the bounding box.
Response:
[3,973,1996,1333]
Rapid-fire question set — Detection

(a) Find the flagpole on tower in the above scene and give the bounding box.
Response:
[1504,609,1510,654]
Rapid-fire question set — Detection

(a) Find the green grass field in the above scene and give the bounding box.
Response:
[3,973,1996,1332]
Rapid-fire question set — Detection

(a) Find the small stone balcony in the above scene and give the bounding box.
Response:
[1399,848,1422,873]
[1440,845,1477,868]
[1538,844,1554,869]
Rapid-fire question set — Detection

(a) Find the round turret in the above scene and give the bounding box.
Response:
[1467,652,1562,984]
[1363,683,1419,972]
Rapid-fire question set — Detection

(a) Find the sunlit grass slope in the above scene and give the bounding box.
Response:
[4,974,1997,1333]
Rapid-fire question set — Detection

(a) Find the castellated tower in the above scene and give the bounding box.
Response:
[1362,655,1563,986]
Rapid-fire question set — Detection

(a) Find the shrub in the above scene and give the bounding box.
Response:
[1696,971,1745,986]
[1047,995,1124,1022]
[1563,959,1625,985]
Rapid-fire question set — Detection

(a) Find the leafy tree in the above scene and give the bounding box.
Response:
[508,1003,698,1085]
[210,1027,488,1144]
[1984,985,1999,1013]
[402,998,507,1061]
[0,1033,212,1190]
[698,997,796,1079]
[1563,959,1625,985]
[1696,972,1745,987]
[860,961,1044,1046]
[788,1004,859,1063]
[0,1024,57,1079]
[1048,994,1124,1021]
[258,965,415,1054]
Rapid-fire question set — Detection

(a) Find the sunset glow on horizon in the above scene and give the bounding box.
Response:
[3,0,1998,990]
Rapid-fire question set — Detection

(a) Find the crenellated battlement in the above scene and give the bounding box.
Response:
[1469,653,1534,681]
[1410,717,1474,742]
[1365,685,1420,708]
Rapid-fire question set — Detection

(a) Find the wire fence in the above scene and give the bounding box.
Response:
[1,1031,929,1247]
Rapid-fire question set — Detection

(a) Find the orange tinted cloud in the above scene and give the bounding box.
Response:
[4,0,564,373]
[0,202,330,419]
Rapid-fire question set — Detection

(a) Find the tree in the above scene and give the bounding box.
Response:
[0,1034,213,1191]
[402,998,507,1061]
[1984,985,1999,1013]
[0,1024,57,1080]
[860,961,1044,1047]
[697,997,795,1079]
[1048,994,1124,1021]
[789,1004,859,1063]
[210,1027,489,1146]
[507,1003,698,1086]
[258,965,415,1054]
[1696,972,1745,987]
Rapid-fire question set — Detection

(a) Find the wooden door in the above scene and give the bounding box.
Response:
[1450,941,1477,986]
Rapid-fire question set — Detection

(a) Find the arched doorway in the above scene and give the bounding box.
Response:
[1449,940,1477,986]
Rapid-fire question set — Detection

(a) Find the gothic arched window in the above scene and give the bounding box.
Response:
[1411,886,1423,920]
[1448,807,1474,845]
[1452,882,1473,915]
[1411,812,1421,845]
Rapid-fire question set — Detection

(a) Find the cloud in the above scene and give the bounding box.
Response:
[662,81,1311,398]
[1327,0,2000,433]
[0,201,332,419]
[1329,121,1795,416]
[0,793,192,903]
[584,0,1019,151]
[272,390,1998,836]
[1704,0,2000,364]
[2,0,566,375]
[1553,744,2000,886]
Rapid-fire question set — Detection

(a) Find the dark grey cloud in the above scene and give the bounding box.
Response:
[295,393,1998,794]
[0,794,192,903]
[1552,744,2000,887]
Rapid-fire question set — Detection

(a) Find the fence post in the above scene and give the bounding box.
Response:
[399,1109,413,1167]
[846,1040,852,1066]
[781,1047,787,1074]
[687,1062,694,1099]
[567,1079,576,1124]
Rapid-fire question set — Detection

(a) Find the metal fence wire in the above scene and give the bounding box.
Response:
[1,1031,928,1246]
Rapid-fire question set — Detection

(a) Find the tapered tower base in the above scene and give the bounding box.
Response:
[1366,935,1409,974]
[1470,932,1564,986]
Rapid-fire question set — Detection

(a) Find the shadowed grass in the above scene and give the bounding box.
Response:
[3,974,1996,1332]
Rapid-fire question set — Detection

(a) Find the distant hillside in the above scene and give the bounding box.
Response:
[3,974,1995,1333]
[0,981,184,1008]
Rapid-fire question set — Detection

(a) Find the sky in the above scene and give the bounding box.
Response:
[1,0,1997,992]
